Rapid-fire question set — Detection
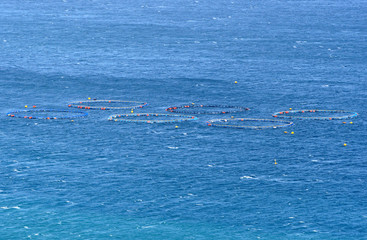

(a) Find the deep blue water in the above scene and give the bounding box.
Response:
[1,0,367,239]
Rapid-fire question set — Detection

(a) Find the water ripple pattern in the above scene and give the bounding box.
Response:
[0,0,366,239]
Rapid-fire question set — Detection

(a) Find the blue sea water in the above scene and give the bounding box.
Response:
[1,0,367,239]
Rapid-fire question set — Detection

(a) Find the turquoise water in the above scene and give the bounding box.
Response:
[1,0,367,239]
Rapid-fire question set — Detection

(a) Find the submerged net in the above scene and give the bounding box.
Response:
[166,104,250,114]
[108,113,198,123]
[68,100,148,110]
[207,118,294,129]
[273,109,358,120]
[7,109,88,119]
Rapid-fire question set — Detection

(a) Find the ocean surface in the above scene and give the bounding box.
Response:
[1,0,366,239]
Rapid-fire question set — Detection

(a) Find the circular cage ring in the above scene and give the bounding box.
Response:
[7,109,88,119]
[273,109,359,120]
[108,113,198,123]
[207,118,294,129]
[68,100,148,110]
[166,104,250,114]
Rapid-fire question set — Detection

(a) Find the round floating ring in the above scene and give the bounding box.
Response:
[272,109,359,120]
[207,118,293,129]
[7,109,88,119]
[68,100,148,110]
[108,113,198,123]
[166,104,250,114]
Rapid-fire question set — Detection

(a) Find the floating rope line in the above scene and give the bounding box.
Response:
[68,100,148,110]
[272,109,359,120]
[166,104,250,114]
[207,118,293,129]
[7,109,88,119]
[108,113,198,123]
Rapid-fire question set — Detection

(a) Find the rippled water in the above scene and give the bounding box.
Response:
[1,0,366,239]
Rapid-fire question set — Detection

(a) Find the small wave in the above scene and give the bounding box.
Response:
[1,206,20,210]
[140,225,155,229]
[240,176,256,179]
[167,146,178,149]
